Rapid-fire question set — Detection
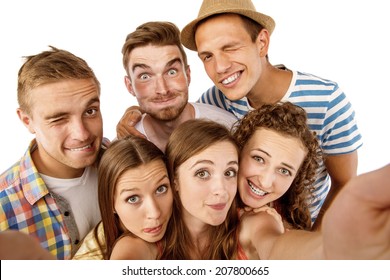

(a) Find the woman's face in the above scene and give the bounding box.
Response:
[238,128,307,208]
[114,159,172,243]
[176,140,238,228]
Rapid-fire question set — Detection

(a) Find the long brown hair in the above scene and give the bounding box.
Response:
[232,102,323,229]
[162,119,240,259]
[95,136,168,259]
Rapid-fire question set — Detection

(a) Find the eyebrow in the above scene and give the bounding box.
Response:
[118,174,169,195]
[45,97,100,120]
[190,159,238,169]
[254,148,296,171]
[131,57,182,73]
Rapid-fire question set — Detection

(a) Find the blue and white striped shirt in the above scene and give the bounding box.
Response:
[198,70,363,222]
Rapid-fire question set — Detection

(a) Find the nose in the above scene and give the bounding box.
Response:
[259,168,275,190]
[214,53,231,74]
[71,119,90,141]
[155,75,168,95]
[146,198,162,219]
[212,176,231,198]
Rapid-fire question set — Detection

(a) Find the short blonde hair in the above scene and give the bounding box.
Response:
[17,46,100,115]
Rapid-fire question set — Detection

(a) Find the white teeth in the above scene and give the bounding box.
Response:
[222,72,240,85]
[248,181,268,196]
[69,145,91,151]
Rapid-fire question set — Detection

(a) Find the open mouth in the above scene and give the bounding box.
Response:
[68,144,92,152]
[248,180,269,196]
[221,72,241,85]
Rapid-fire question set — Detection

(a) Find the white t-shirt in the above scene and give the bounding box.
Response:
[40,166,101,240]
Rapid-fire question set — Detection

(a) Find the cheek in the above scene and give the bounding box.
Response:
[275,178,295,196]
[133,83,153,98]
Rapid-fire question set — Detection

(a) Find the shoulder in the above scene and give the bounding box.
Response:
[110,235,157,260]
[192,102,237,125]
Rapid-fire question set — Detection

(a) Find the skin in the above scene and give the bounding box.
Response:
[322,164,390,259]
[195,13,358,229]
[238,128,307,209]
[175,141,238,258]
[123,45,194,151]
[17,78,103,179]
[111,160,173,259]
[0,231,55,260]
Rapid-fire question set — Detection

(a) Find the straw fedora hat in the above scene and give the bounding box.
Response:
[181,0,275,51]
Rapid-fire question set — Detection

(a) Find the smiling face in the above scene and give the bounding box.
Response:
[238,128,307,208]
[195,14,264,101]
[175,141,238,227]
[18,78,103,178]
[113,160,173,243]
[125,45,190,121]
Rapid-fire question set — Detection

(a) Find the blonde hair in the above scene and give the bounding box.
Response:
[17,46,100,115]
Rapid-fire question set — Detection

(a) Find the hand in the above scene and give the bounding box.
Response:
[244,205,285,234]
[116,106,146,139]
[322,164,390,259]
[0,230,55,260]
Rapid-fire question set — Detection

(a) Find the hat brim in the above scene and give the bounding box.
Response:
[181,9,275,51]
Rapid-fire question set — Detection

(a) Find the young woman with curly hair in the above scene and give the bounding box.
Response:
[233,102,323,230]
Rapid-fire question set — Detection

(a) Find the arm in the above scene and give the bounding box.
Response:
[322,164,390,259]
[242,211,322,260]
[312,151,358,230]
[116,106,146,139]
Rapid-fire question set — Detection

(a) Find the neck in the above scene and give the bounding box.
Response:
[32,146,85,178]
[247,64,292,109]
[144,103,194,152]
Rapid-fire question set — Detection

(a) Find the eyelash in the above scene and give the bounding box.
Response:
[126,184,169,204]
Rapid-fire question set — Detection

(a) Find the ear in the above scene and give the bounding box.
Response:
[185,65,191,86]
[124,76,135,97]
[16,108,35,134]
[256,29,270,57]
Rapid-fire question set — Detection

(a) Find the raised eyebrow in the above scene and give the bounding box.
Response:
[227,160,239,167]
[166,57,183,68]
[190,159,214,169]
[131,63,151,73]
[119,174,169,195]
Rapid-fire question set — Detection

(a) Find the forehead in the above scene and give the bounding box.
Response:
[116,160,168,189]
[128,45,183,68]
[29,78,99,112]
[181,141,238,168]
[246,128,306,152]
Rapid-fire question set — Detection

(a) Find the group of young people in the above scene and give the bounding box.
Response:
[0,0,388,260]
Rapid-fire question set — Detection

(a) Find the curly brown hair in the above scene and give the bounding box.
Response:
[232,102,323,230]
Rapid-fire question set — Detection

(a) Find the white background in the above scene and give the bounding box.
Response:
[0,0,389,174]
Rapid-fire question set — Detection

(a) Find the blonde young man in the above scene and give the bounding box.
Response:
[0,46,109,259]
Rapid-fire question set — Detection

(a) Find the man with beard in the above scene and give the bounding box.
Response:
[117,21,236,152]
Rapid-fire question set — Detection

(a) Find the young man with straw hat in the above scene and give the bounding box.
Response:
[116,0,362,230]
[180,0,362,229]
